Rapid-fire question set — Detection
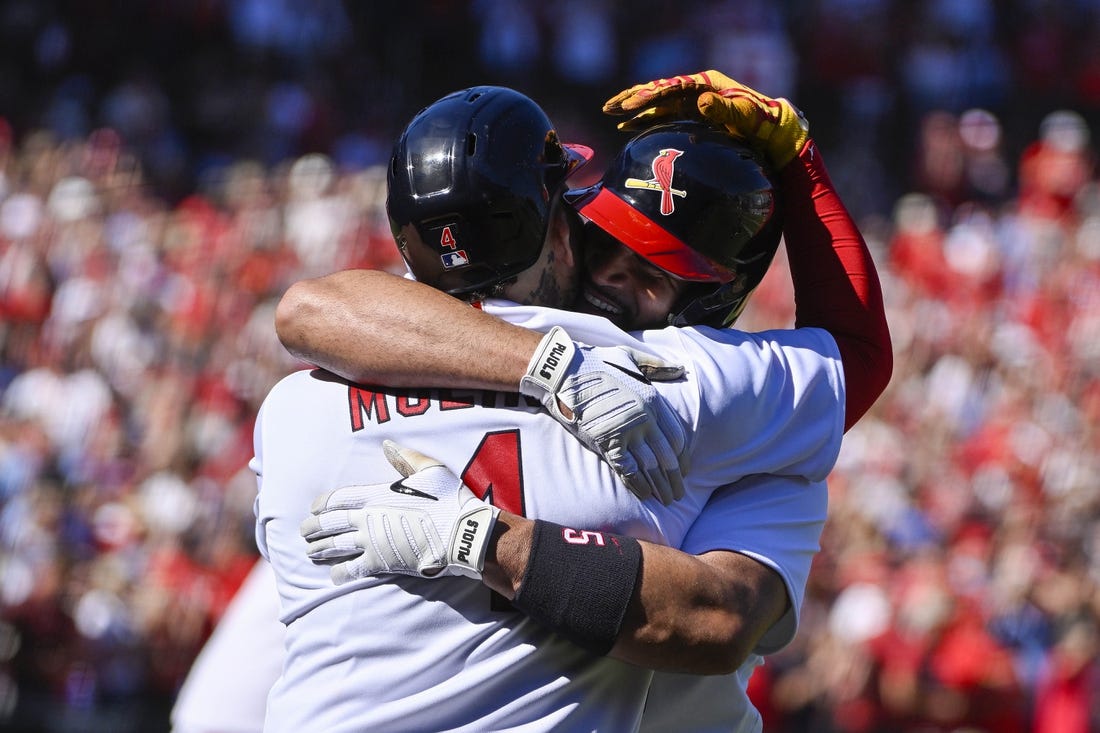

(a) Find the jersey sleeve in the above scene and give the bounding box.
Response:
[665,325,845,484]
[485,302,847,485]
[781,143,893,429]
[171,560,283,733]
[678,474,828,655]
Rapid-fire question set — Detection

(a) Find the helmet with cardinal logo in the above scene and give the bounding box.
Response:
[565,121,783,327]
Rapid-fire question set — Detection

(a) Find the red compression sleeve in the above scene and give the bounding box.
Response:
[779,142,893,431]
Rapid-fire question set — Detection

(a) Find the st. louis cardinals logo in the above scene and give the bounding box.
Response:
[624,148,686,215]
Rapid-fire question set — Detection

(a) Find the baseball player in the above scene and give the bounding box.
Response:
[174,74,890,733]
[279,73,890,732]
[173,86,680,733]
[256,86,855,733]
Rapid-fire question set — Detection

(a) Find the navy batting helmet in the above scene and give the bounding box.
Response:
[566,121,783,327]
[387,86,591,297]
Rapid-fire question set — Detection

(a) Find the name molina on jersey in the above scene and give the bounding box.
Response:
[348,386,542,430]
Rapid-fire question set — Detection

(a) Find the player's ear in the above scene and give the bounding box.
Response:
[548,199,576,271]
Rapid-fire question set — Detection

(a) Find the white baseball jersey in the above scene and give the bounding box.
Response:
[640,473,829,733]
[171,474,827,733]
[171,559,285,733]
[253,303,843,732]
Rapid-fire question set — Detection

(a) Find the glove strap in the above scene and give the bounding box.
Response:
[519,327,577,403]
[445,504,500,579]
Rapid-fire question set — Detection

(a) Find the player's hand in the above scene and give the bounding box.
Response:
[519,326,688,505]
[603,70,810,169]
[299,440,499,584]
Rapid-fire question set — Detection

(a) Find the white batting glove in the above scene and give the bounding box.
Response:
[299,440,499,584]
[519,326,689,505]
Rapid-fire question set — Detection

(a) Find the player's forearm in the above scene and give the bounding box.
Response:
[484,514,786,675]
[481,511,533,598]
[781,144,893,429]
[275,269,541,389]
[612,546,787,674]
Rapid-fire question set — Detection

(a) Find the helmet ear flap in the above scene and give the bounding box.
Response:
[675,212,783,328]
[669,280,763,328]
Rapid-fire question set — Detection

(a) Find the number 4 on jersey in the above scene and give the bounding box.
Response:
[461,430,525,516]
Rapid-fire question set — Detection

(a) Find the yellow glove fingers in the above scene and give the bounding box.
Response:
[698,90,776,137]
[717,87,785,122]
[615,100,700,132]
[615,106,668,132]
[617,75,701,111]
[603,82,654,114]
[604,71,736,115]
[602,69,808,169]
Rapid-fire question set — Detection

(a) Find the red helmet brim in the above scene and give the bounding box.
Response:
[565,186,735,283]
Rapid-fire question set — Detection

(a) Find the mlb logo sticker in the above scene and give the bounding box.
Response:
[441,250,469,269]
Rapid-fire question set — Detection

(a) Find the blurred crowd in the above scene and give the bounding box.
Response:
[0,134,403,729]
[1,0,1100,731]
[4,0,1100,220]
[737,105,1100,732]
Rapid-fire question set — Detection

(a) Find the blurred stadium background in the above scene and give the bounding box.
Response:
[1,1,1099,731]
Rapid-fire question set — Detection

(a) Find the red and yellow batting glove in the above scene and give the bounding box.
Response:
[603,70,810,169]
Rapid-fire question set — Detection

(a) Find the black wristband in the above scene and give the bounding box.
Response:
[512,520,642,656]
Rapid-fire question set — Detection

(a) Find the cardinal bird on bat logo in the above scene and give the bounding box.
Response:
[624,148,686,215]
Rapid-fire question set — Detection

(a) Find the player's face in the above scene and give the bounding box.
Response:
[574,223,687,331]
